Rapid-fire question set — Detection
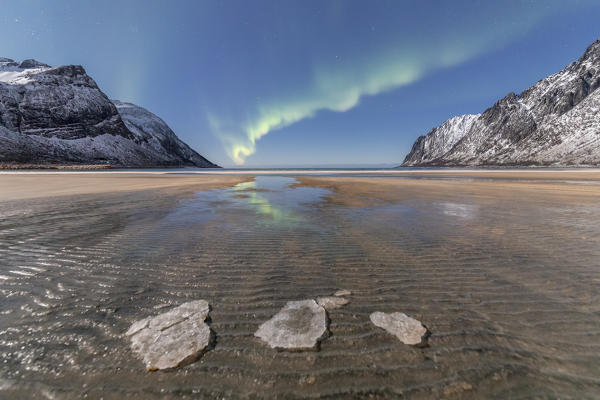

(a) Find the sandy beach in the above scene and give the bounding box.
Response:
[0,172,249,201]
[1,170,599,399]
[2,168,600,201]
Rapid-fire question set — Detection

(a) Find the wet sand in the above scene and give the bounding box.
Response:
[1,170,599,399]
[295,172,600,206]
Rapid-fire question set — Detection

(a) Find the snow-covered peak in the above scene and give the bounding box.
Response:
[402,37,600,167]
[517,39,600,123]
[0,58,51,85]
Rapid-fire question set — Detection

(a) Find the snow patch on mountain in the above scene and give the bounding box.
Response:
[402,114,479,166]
[0,58,49,85]
[113,100,218,168]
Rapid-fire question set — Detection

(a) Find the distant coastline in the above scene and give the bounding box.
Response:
[0,163,221,170]
[0,163,113,170]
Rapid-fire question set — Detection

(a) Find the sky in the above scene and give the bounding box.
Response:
[1,1,599,167]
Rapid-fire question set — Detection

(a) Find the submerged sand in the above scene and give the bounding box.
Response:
[1,170,599,399]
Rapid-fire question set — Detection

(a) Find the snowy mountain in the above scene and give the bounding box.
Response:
[402,39,600,167]
[112,100,217,168]
[402,114,479,166]
[0,58,218,167]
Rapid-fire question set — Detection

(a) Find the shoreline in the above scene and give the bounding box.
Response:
[0,163,114,170]
[2,167,600,175]
[3,169,600,203]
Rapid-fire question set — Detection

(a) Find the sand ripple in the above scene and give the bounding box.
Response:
[0,176,599,398]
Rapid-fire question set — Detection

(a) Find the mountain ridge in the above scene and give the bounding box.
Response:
[0,58,218,168]
[402,39,600,167]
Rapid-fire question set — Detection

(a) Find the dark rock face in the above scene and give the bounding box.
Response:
[0,58,18,67]
[1,64,132,140]
[0,59,219,167]
[17,59,50,69]
[402,39,600,167]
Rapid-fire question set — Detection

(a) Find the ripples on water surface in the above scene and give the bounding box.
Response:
[1,175,599,399]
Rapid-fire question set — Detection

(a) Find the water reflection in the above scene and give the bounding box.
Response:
[225,176,329,225]
[437,202,479,219]
[232,179,290,223]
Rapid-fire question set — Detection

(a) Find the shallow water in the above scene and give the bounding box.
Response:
[1,175,599,399]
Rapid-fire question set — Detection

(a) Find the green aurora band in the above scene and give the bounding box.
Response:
[208,2,576,165]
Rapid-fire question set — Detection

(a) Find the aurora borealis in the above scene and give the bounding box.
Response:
[2,0,599,166]
[214,3,555,165]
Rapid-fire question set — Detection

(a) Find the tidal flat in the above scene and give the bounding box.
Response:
[1,170,599,399]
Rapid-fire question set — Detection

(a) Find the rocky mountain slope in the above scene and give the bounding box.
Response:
[113,101,217,168]
[0,58,218,167]
[402,39,600,167]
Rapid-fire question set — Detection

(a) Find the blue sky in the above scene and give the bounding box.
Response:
[1,0,599,167]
